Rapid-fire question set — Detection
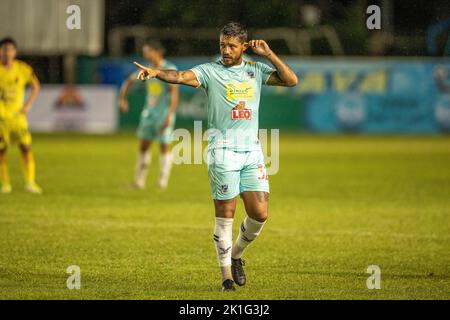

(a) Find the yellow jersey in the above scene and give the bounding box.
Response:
[0,60,36,119]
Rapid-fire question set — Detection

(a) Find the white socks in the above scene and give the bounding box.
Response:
[134,151,151,188]
[134,151,173,189]
[158,152,173,189]
[214,216,267,281]
[214,217,234,281]
[232,216,266,260]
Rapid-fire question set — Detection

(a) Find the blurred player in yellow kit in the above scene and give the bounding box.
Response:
[0,38,42,194]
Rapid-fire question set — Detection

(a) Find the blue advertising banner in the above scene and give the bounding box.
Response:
[276,58,450,133]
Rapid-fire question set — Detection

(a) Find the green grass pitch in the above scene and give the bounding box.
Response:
[0,133,449,299]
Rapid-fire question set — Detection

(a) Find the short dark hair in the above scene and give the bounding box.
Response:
[0,37,17,48]
[143,39,166,54]
[221,22,247,43]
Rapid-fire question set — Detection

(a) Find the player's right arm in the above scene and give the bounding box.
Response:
[22,75,40,114]
[134,62,200,88]
[118,73,137,113]
[20,63,40,114]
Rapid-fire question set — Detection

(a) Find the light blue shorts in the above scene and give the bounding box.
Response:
[207,148,270,200]
[137,114,176,145]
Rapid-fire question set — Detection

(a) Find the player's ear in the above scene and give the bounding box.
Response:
[243,41,250,51]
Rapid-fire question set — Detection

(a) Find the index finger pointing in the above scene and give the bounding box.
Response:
[133,61,147,70]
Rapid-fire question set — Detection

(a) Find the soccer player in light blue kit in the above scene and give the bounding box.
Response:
[120,40,179,190]
[134,22,298,291]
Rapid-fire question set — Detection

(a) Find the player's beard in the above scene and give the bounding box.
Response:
[222,54,243,67]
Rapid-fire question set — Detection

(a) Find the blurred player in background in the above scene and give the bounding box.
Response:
[0,37,42,194]
[134,22,298,291]
[119,40,179,190]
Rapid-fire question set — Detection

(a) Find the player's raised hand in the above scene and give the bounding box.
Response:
[119,98,129,113]
[134,62,159,81]
[21,102,32,115]
[247,40,272,57]
[160,115,171,133]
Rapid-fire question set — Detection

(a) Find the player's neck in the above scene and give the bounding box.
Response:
[1,60,13,68]
[230,58,244,67]
[152,58,164,68]
[223,57,244,68]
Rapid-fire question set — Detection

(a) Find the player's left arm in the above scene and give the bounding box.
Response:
[248,40,298,87]
[161,84,179,132]
[22,72,40,114]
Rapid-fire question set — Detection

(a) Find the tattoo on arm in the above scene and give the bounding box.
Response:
[157,70,181,83]
[157,70,198,87]
[266,72,286,86]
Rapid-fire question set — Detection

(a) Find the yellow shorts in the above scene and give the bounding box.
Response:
[0,115,32,149]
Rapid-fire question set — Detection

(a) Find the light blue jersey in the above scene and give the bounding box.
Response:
[135,59,177,143]
[191,59,275,151]
[139,59,177,125]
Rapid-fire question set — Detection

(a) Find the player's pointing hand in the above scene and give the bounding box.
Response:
[134,62,159,81]
[248,40,272,57]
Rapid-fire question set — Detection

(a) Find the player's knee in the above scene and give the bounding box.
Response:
[19,144,31,154]
[0,139,6,154]
[216,208,235,218]
[160,144,170,154]
[253,211,268,223]
[140,141,151,153]
[247,206,268,222]
[0,140,6,155]
[215,203,236,218]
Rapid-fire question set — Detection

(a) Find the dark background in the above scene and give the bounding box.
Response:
[18,0,450,83]
[105,0,450,56]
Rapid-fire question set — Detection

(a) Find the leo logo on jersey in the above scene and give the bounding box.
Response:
[231,101,252,120]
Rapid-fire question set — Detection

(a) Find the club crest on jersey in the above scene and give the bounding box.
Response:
[221,184,229,193]
[247,71,255,79]
[231,101,252,120]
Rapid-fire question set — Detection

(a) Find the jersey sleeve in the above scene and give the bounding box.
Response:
[190,63,211,89]
[21,62,36,84]
[166,62,178,71]
[256,61,276,86]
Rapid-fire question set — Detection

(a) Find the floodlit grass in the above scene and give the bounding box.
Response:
[0,133,449,299]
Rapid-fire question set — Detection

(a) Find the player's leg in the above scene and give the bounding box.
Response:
[208,148,241,291]
[0,121,12,193]
[231,150,270,286]
[0,144,11,194]
[157,114,176,190]
[19,143,42,194]
[230,191,268,286]
[158,143,172,190]
[213,197,237,291]
[16,116,41,194]
[134,115,159,189]
[133,139,152,189]
[237,191,269,252]
[236,191,269,250]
